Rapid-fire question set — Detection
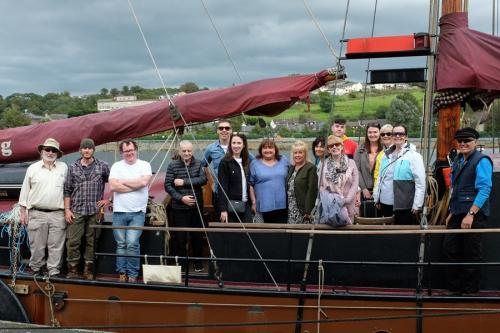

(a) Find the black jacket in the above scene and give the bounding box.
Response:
[217,158,250,212]
[164,157,207,210]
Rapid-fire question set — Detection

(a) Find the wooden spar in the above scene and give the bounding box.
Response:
[436,0,467,161]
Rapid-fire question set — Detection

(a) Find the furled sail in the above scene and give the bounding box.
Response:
[0,69,341,163]
[435,12,500,93]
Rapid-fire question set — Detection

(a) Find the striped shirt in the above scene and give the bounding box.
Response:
[64,158,110,215]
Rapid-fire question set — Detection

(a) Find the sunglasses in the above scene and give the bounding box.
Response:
[456,138,474,144]
[392,132,406,137]
[43,147,59,153]
[327,143,343,149]
[218,126,231,131]
[380,132,392,137]
[122,149,136,153]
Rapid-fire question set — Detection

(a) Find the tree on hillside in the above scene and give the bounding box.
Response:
[386,94,420,131]
[100,88,109,96]
[318,91,333,113]
[130,86,144,94]
[0,105,31,128]
[122,85,130,95]
[396,92,420,108]
[110,88,120,97]
[376,105,388,119]
[179,82,199,93]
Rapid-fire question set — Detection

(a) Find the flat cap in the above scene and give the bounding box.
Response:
[454,127,479,139]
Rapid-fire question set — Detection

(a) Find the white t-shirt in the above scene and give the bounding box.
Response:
[109,159,152,212]
[234,157,248,202]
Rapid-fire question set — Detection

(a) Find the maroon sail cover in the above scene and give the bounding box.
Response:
[435,12,500,92]
[0,70,330,163]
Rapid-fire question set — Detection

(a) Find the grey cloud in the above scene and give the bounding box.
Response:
[0,0,495,96]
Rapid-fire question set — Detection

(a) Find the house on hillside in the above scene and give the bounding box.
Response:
[319,81,363,96]
[25,112,68,125]
[97,95,158,112]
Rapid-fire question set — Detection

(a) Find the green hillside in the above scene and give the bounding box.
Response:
[263,88,425,122]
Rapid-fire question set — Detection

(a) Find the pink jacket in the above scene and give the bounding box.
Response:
[319,158,359,223]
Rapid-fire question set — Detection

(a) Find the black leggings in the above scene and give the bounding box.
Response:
[261,209,288,224]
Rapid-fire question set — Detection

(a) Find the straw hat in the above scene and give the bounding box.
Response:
[37,138,63,158]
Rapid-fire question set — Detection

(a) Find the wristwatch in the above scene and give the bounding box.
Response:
[468,210,475,216]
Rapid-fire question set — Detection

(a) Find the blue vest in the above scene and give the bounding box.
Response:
[449,150,491,216]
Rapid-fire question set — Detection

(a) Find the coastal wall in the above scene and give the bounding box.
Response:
[95,138,496,152]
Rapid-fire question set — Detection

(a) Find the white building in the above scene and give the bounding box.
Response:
[319,82,363,96]
[97,95,157,112]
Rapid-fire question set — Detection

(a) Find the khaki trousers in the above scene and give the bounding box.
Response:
[27,210,66,276]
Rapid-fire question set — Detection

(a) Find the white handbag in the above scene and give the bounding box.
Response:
[142,255,182,284]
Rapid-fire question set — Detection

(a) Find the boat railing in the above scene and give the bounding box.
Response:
[88,223,500,294]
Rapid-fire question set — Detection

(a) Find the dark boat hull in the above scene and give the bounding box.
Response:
[3,274,500,333]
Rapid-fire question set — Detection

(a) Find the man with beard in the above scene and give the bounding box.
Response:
[64,138,110,280]
[19,138,67,277]
[165,140,207,272]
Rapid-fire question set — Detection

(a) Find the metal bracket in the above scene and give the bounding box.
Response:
[13,284,29,295]
[169,103,181,121]
[52,291,67,311]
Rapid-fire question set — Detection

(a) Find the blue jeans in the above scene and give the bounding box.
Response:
[112,212,145,278]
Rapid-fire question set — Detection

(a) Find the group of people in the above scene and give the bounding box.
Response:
[19,137,152,283]
[17,118,492,291]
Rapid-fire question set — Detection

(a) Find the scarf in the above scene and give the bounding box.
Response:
[324,155,349,188]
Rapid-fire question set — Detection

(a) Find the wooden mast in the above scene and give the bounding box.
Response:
[436,0,467,161]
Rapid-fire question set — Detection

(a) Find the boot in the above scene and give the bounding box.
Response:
[66,263,79,279]
[83,262,94,280]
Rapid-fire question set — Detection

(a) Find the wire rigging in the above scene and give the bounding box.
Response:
[126,0,175,107]
[360,0,379,123]
[127,0,280,289]
[302,0,340,61]
[330,0,351,118]
[200,0,242,83]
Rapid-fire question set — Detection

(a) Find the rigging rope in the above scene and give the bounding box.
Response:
[360,0,379,123]
[316,259,325,333]
[34,307,500,330]
[199,0,249,125]
[200,0,242,83]
[0,205,28,287]
[33,275,60,327]
[302,0,340,60]
[329,0,350,119]
[126,0,175,107]
[65,296,500,312]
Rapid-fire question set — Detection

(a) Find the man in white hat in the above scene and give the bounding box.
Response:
[19,138,68,277]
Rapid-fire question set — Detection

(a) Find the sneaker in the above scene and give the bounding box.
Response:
[47,270,61,278]
[194,265,204,273]
[118,273,127,282]
[128,276,137,283]
[33,266,48,277]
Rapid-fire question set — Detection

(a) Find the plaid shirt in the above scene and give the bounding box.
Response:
[64,158,110,215]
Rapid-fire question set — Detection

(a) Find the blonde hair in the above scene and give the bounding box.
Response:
[290,140,308,164]
[380,124,393,133]
[327,135,343,145]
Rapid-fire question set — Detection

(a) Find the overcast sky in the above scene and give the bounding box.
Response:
[0,0,496,96]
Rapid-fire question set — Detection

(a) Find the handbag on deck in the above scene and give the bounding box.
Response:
[228,200,246,214]
[142,255,181,284]
[360,199,379,218]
